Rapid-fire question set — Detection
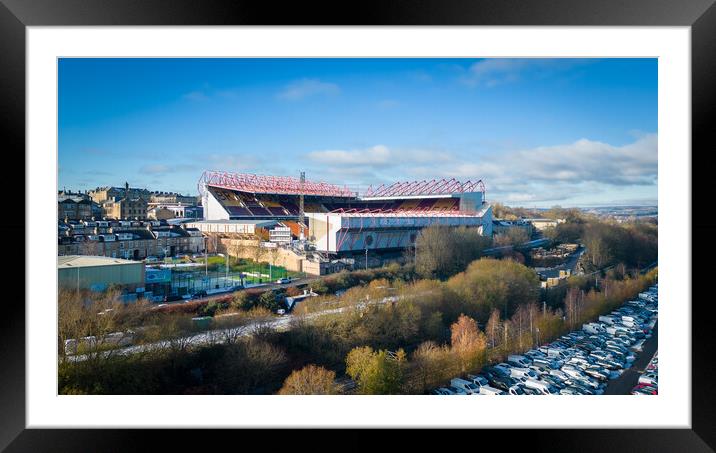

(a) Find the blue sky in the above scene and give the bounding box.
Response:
[58,58,657,207]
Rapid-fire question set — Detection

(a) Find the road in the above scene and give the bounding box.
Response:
[603,321,658,395]
[68,294,400,362]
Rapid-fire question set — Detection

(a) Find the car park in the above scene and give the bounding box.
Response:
[431,284,657,396]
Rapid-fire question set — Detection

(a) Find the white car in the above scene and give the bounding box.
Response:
[467,374,489,387]
[276,277,291,284]
[638,373,658,386]
[450,378,480,394]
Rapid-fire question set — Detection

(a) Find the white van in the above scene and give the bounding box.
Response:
[524,378,559,395]
[450,378,480,394]
[509,367,539,381]
[478,385,505,395]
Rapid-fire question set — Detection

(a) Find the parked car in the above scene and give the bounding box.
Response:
[523,378,559,395]
[466,374,489,388]
[432,387,454,395]
[507,385,525,395]
[448,386,469,395]
[450,378,480,395]
[507,355,532,368]
[478,385,505,395]
[638,373,658,386]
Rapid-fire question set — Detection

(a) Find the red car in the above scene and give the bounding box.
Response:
[631,384,657,395]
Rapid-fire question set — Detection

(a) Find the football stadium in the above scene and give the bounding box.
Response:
[190,170,493,274]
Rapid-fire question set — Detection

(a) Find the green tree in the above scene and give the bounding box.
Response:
[258,290,282,312]
[345,346,405,394]
[446,258,540,320]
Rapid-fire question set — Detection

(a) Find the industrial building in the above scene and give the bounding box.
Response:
[58,255,145,292]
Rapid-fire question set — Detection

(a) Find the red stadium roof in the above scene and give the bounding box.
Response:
[363,178,485,198]
[199,171,355,197]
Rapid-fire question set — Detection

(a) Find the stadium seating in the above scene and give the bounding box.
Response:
[211,186,466,219]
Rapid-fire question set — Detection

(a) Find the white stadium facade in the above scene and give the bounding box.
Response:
[193,170,493,265]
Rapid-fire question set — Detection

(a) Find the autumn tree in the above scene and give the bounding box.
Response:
[407,341,456,393]
[485,308,501,350]
[450,314,487,374]
[278,364,339,395]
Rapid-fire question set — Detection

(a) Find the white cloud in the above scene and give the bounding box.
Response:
[460,58,589,87]
[307,145,392,165]
[303,133,656,206]
[277,79,340,101]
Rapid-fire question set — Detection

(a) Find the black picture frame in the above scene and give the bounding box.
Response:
[2,0,713,450]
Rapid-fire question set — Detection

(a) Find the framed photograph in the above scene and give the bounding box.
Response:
[2,0,713,449]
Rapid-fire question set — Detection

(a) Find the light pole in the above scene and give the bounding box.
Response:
[204,236,208,277]
[365,248,368,270]
[536,327,540,347]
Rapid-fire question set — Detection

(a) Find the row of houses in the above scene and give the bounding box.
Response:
[58,220,205,260]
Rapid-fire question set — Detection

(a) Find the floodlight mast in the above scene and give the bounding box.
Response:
[299,171,305,240]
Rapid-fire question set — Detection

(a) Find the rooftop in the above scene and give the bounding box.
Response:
[187,219,279,226]
[362,178,485,198]
[58,255,140,268]
[199,170,355,197]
